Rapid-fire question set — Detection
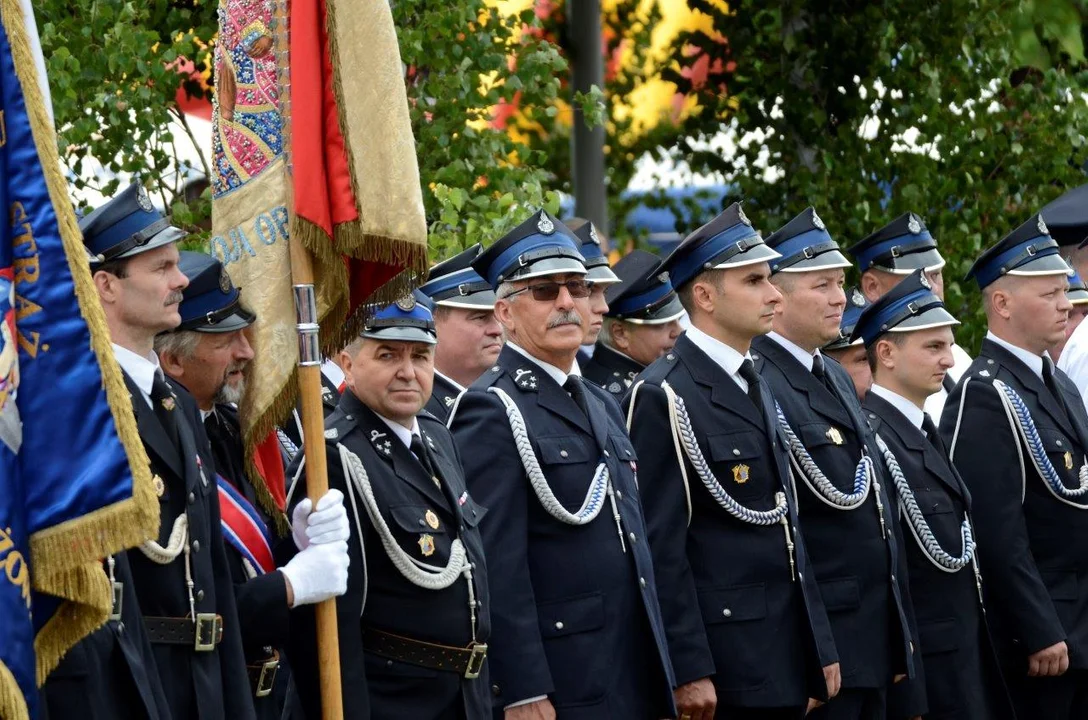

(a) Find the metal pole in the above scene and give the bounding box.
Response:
[568,0,608,233]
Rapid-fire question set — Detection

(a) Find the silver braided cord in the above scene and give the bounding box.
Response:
[487,386,617,526]
[776,401,873,510]
[661,382,789,525]
[873,434,975,572]
[339,443,472,591]
[138,515,198,619]
[994,380,1088,505]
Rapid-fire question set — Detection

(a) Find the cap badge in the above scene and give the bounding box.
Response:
[537,213,555,235]
[851,288,866,307]
[919,273,931,289]
[908,214,922,234]
[136,185,154,213]
[395,295,417,312]
[657,271,670,284]
[589,224,600,245]
[812,210,826,230]
[219,267,232,294]
[1038,214,1049,236]
[737,206,752,227]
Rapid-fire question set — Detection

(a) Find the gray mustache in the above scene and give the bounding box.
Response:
[548,310,583,329]
[165,291,185,306]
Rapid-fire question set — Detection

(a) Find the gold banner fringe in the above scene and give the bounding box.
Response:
[0,660,28,720]
[1,0,159,685]
[33,564,111,684]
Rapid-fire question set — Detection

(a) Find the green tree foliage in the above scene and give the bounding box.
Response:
[659,0,1088,349]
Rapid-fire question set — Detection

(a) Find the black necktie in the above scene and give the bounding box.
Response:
[410,434,441,488]
[564,376,590,418]
[811,353,836,393]
[150,373,181,447]
[1043,358,1070,414]
[738,359,765,418]
[921,413,946,458]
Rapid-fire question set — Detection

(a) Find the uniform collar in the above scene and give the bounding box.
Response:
[433,368,466,393]
[684,325,750,378]
[766,331,819,372]
[870,383,925,430]
[506,341,570,386]
[112,342,162,398]
[986,331,1046,379]
[376,413,421,449]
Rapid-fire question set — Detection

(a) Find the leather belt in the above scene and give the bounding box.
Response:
[247,650,280,698]
[363,627,487,679]
[145,614,224,652]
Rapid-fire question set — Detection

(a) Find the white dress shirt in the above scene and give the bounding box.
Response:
[684,325,752,393]
[766,331,819,372]
[870,384,926,430]
[112,343,162,409]
[987,331,1044,380]
[376,414,422,450]
[1057,319,1088,411]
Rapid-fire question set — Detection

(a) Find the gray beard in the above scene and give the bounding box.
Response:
[216,379,245,406]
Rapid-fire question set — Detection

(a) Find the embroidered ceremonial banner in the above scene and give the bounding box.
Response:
[0,1,158,717]
[211,0,427,530]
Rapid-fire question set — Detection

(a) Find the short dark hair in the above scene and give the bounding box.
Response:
[676,268,726,313]
[865,333,908,372]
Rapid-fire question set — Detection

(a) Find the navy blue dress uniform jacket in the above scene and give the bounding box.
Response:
[582,342,643,399]
[204,404,299,720]
[624,334,838,709]
[40,552,172,720]
[862,392,1013,720]
[449,344,677,718]
[287,391,491,720]
[424,371,463,424]
[752,337,915,688]
[939,338,1088,674]
[120,372,254,720]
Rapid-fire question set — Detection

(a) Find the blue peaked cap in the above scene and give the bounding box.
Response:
[852,269,958,347]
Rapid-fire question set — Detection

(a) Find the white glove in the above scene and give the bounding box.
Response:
[291,489,349,550]
[280,540,350,607]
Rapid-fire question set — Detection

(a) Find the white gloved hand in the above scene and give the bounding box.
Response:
[291,489,349,550]
[280,540,350,607]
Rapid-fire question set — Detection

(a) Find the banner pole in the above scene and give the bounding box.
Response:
[274,0,344,717]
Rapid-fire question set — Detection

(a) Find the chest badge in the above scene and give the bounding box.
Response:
[732,464,750,484]
[152,474,165,498]
[425,509,440,529]
[826,427,844,445]
[418,534,436,557]
[1065,451,1074,470]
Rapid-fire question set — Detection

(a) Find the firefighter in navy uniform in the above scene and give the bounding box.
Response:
[418,244,502,422]
[846,213,970,419]
[582,250,684,398]
[288,298,492,719]
[941,215,1088,719]
[571,220,621,372]
[752,207,915,720]
[76,183,255,720]
[449,210,677,719]
[155,251,350,720]
[820,288,871,402]
[854,270,1015,720]
[624,203,841,720]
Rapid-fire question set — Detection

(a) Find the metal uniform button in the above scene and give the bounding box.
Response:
[616,491,623,500]
[1057,440,1064,447]
[192,540,200,553]
[732,448,740,456]
[196,589,204,602]
[419,519,426,527]
[555,621,564,630]
[117,622,125,634]
[560,450,568,458]
[722,608,732,618]
[188,492,195,504]
[492,685,501,697]
[639,577,647,588]
[628,532,637,543]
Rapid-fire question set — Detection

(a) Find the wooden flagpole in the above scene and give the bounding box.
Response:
[273,0,344,717]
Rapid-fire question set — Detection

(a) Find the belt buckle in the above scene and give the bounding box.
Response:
[256,657,279,697]
[194,613,222,652]
[464,642,488,679]
[109,581,124,622]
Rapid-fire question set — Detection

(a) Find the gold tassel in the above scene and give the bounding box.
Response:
[0,660,29,720]
[34,564,112,684]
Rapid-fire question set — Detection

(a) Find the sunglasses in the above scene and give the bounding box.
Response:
[506,279,592,301]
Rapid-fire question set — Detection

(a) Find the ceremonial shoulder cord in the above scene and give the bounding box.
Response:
[985,379,1088,509]
[872,434,976,573]
[775,402,877,512]
[485,386,627,553]
[137,514,201,621]
[337,444,480,643]
[627,380,795,580]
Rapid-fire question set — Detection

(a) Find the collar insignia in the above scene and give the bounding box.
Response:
[324,427,339,440]
[515,368,538,391]
[851,287,866,306]
[370,429,393,455]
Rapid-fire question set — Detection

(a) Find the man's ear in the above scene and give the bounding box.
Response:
[158,349,185,381]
